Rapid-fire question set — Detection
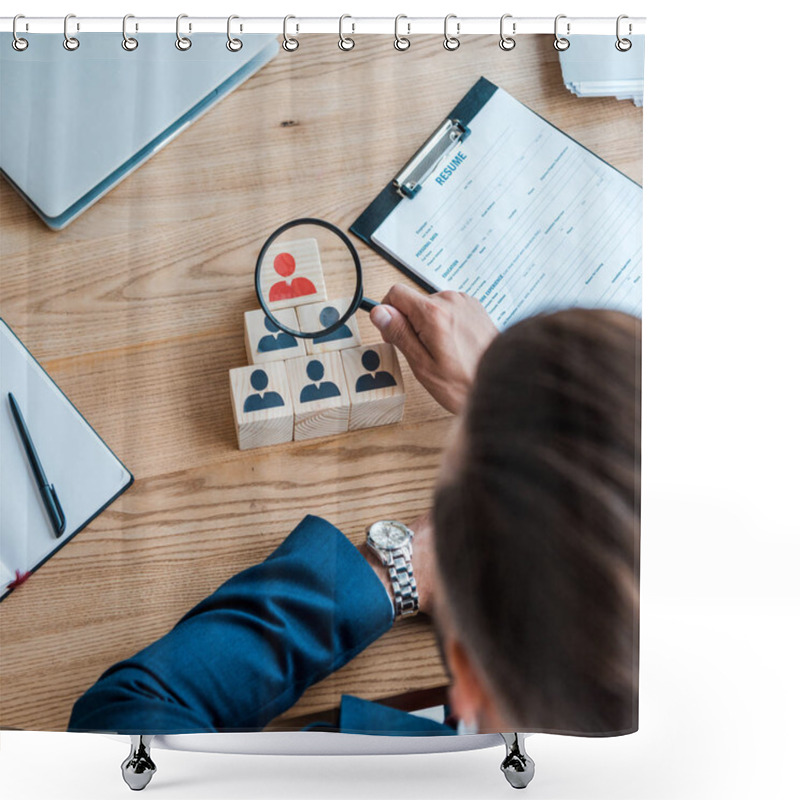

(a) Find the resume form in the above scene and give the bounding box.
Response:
[371,86,642,329]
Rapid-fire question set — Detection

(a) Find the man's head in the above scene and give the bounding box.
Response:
[433,308,641,734]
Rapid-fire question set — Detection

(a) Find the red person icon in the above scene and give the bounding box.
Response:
[268,252,317,302]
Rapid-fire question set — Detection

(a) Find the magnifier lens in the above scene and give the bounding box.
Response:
[256,221,361,339]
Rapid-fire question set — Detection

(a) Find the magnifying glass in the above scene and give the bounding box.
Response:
[254,218,378,340]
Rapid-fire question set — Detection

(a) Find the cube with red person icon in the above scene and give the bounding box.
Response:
[262,238,327,311]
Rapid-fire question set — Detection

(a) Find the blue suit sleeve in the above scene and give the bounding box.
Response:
[68,515,395,734]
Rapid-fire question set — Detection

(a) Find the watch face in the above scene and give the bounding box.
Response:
[369,520,410,549]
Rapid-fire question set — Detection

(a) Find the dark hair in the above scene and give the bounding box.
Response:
[434,309,640,734]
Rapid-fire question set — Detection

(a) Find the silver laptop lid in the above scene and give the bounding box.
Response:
[0,33,277,228]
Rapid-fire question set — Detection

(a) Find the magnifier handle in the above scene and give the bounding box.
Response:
[360,297,379,312]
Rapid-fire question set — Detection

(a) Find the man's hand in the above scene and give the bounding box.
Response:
[369,285,498,414]
[358,511,436,618]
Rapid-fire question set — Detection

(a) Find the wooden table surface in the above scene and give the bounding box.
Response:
[0,34,642,731]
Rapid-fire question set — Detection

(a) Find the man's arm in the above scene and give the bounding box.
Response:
[68,515,394,734]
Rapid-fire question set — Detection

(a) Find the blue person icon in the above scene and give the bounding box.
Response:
[354,349,397,392]
[299,359,342,403]
[258,315,298,353]
[312,306,353,344]
[243,369,285,412]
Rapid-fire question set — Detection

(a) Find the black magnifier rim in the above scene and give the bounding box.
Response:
[255,217,364,340]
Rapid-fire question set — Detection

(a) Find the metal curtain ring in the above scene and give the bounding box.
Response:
[553,14,570,51]
[282,15,299,51]
[122,14,138,51]
[394,14,410,51]
[338,14,355,51]
[175,14,192,50]
[63,13,79,51]
[615,14,632,51]
[499,14,516,51]
[226,15,243,51]
[443,14,460,51]
[12,14,28,51]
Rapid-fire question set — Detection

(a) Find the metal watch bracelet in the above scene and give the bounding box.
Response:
[388,550,419,618]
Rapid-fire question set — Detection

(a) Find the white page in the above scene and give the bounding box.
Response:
[0,320,132,598]
[372,87,642,329]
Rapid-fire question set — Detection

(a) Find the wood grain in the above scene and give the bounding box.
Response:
[0,33,641,732]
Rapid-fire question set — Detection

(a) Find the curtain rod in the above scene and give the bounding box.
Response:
[0,16,646,36]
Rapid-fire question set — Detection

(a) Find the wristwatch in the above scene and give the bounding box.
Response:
[366,520,419,619]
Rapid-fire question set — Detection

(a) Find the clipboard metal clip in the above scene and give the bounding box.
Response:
[393,118,470,198]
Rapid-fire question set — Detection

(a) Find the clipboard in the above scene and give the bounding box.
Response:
[0,319,134,601]
[351,78,498,295]
[351,77,643,329]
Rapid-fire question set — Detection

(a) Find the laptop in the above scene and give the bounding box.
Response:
[0,32,278,230]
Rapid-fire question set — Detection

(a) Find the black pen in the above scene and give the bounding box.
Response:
[8,392,66,538]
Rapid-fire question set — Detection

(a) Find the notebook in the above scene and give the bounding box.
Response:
[0,32,278,230]
[0,319,133,600]
[351,78,642,330]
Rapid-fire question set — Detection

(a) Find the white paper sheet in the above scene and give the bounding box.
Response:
[372,87,642,329]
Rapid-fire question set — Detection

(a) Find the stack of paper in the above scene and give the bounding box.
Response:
[558,35,644,106]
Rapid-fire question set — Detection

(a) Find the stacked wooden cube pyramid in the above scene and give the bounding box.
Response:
[230,238,405,449]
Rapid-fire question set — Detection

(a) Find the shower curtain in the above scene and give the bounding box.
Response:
[0,25,642,744]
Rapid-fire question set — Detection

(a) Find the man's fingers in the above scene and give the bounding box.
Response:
[370,304,431,368]
[381,284,431,330]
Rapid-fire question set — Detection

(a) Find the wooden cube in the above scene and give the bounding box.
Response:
[295,297,362,355]
[259,237,327,311]
[244,307,307,365]
[230,362,294,449]
[284,352,351,441]
[341,343,405,431]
